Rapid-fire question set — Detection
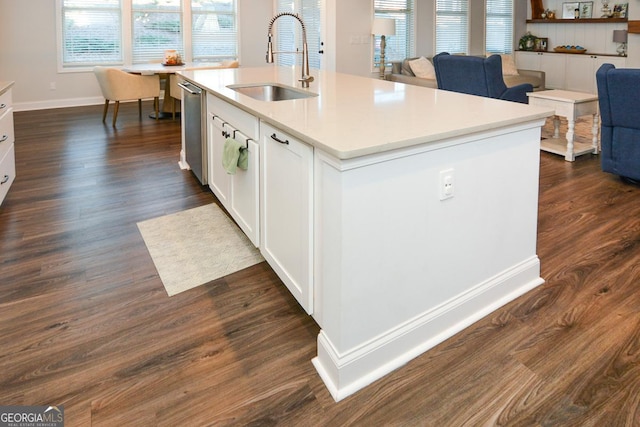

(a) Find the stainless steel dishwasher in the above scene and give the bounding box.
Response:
[178,80,207,185]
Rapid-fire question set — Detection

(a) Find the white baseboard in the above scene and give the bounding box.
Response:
[13,91,167,112]
[14,97,105,112]
[312,256,544,402]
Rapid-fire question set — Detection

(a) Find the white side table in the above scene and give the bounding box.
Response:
[527,90,599,162]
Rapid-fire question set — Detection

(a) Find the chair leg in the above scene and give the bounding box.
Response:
[112,101,120,127]
[138,99,142,118]
[102,100,109,123]
[155,97,159,120]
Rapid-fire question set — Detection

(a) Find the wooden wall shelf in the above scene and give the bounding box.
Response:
[527,18,628,24]
[629,21,640,34]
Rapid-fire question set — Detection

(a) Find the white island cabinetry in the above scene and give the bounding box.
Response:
[206,93,260,246]
[178,66,553,402]
[259,121,314,314]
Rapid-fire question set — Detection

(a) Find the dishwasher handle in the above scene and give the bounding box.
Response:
[178,81,202,95]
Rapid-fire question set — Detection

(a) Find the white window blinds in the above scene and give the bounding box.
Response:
[58,0,239,69]
[486,0,514,54]
[61,0,123,66]
[191,0,237,61]
[274,0,321,69]
[374,0,415,66]
[132,0,183,63]
[435,0,469,55]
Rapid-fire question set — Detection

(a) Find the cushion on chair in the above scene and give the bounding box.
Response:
[408,57,436,79]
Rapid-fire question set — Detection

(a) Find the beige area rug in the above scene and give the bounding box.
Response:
[137,203,264,296]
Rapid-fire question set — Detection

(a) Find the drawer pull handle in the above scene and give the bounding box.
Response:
[270,133,289,145]
[0,104,6,110]
[1,175,9,185]
[0,135,8,143]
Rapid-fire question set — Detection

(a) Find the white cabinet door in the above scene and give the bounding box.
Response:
[565,55,626,94]
[515,51,540,71]
[539,53,566,89]
[207,114,231,206]
[516,51,566,89]
[260,121,314,314]
[230,137,260,247]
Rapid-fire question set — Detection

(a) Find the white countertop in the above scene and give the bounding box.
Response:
[179,67,553,160]
[0,81,14,96]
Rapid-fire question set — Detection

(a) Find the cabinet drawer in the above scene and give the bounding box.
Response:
[207,93,258,140]
[0,143,15,205]
[0,89,13,115]
[0,110,14,160]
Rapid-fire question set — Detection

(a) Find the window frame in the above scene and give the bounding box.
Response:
[485,0,514,55]
[434,0,469,55]
[373,0,415,72]
[55,0,238,73]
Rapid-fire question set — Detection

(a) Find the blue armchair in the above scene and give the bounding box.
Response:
[432,53,532,104]
[596,63,640,184]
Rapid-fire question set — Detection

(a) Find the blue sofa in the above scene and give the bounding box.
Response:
[432,52,532,104]
[596,64,640,183]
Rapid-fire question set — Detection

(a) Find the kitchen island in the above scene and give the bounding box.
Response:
[178,66,553,401]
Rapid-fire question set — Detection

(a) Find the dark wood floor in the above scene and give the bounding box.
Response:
[1,103,639,426]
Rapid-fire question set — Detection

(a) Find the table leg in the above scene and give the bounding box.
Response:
[553,116,560,139]
[149,73,179,120]
[592,112,599,154]
[565,118,575,162]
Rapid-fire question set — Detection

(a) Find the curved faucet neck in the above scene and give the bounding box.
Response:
[266,12,314,88]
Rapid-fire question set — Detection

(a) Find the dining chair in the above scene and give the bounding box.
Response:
[432,53,532,104]
[93,66,161,127]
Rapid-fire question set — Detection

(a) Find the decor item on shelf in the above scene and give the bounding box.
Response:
[563,2,580,18]
[554,45,588,53]
[601,0,612,17]
[372,18,396,79]
[519,32,538,50]
[613,29,628,56]
[535,37,549,51]
[612,3,628,18]
[546,9,557,19]
[531,0,545,18]
[579,2,593,18]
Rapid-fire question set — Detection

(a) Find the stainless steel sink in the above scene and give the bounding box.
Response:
[227,83,318,102]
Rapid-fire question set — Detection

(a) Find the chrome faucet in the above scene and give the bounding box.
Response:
[266,12,314,88]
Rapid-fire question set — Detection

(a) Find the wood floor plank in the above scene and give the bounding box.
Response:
[1,104,639,425]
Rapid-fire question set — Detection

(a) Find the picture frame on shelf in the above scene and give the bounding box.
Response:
[562,2,580,19]
[534,38,549,52]
[613,3,628,18]
[579,2,593,18]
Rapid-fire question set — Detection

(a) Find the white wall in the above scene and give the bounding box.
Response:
[0,0,272,110]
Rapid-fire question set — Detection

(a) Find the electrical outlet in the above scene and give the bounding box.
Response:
[50,82,56,91]
[439,169,454,200]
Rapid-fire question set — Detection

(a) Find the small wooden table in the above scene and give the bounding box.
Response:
[527,90,599,161]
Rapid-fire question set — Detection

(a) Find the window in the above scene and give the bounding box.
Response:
[132,0,183,63]
[60,0,123,66]
[373,0,415,68]
[486,0,514,54]
[274,0,322,69]
[191,0,237,61]
[435,0,468,55]
[57,0,237,70]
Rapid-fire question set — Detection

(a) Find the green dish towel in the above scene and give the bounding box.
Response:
[222,137,248,174]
